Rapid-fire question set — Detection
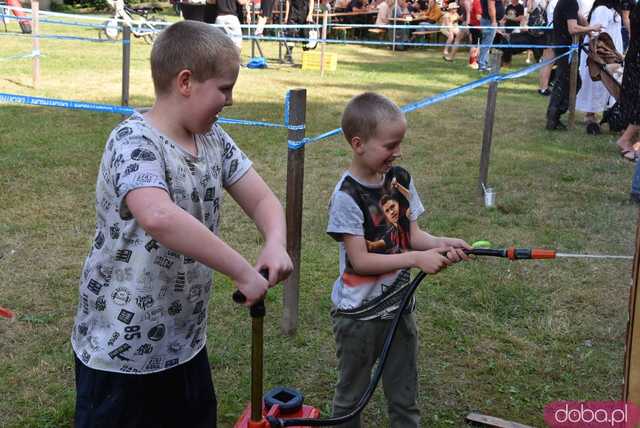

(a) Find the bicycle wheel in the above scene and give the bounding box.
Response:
[102,18,121,40]
[141,16,166,44]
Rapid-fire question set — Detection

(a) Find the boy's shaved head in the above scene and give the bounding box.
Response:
[150,21,240,96]
[341,92,405,143]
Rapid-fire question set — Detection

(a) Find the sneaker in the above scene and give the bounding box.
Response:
[586,122,601,135]
[538,88,551,96]
[468,62,479,69]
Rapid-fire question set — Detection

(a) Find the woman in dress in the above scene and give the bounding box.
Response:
[575,0,623,134]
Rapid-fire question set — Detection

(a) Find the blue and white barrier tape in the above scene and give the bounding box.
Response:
[0,12,106,29]
[293,48,575,149]
[245,34,571,49]
[0,92,292,129]
[0,93,134,114]
[0,31,124,43]
[0,51,40,61]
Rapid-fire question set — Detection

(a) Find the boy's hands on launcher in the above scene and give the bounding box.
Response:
[411,247,453,273]
[255,240,293,287]
[438,237,472,263]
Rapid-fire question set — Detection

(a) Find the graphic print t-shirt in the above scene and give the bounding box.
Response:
[71,112,252,374]
[327,167,425,320]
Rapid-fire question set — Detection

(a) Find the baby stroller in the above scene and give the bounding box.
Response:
[581,31,626,133]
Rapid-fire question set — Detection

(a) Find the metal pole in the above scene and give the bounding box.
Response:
[250,307,265,422]
[282,89,306,336]
[478,50,502,198]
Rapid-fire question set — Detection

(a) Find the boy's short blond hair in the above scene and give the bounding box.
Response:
[341,92,405,143]
[150,21,241,96]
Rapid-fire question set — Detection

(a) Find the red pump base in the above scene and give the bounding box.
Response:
[234,402,321,428]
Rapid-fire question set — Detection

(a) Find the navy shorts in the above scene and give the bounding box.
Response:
[74,346,217,428]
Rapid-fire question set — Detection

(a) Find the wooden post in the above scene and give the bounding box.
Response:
[568,34,579,130]
[624,209,640,405]
[31,0,40,89]
[282,89,306,336]
[478,50,502,197]
[320,8,328,77]
[121,24,131,117]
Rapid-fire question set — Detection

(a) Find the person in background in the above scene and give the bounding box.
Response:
[445,0,482,67]
[545,0,602,129]
[442,2,461,58]
[502,0,525,32]
[575,0,623,134]
[215,0,248,49]
[478,0,506,71]
[284,0,315,61]
[618,0,640,160]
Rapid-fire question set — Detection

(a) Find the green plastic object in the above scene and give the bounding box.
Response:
[471,240,492,249]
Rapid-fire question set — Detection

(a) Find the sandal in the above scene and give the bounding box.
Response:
[621,143,640,162]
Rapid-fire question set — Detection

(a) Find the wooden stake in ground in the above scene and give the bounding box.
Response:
[478,50,502,198]
[623,209,640,405]
[568,34,579,130]
[282,89,306,336]
[31,0,39,89]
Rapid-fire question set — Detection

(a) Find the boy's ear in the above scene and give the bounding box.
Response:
[350,136,365,154]
[176,69,193,96]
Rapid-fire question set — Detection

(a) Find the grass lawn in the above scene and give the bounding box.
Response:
[0,12,638,427]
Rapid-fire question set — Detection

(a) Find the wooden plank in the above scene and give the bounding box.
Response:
[466,413,535,428]
[282,89,306,336]
[624,209,640,405]
[568,34,579,130]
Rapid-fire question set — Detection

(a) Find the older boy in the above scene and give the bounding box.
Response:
[327,92,470,427]
[71,21,292,428]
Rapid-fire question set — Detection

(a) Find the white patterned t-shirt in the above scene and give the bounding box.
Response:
[71,112,252,374]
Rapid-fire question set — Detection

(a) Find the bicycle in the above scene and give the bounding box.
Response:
[100,0,167,44]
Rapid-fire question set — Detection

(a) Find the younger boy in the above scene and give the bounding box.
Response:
[71,21,292,428]
[327,92,470,427]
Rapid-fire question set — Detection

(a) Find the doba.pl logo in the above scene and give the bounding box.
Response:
[544,401,640,427]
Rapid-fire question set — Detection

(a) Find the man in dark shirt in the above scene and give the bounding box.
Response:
[478,0,505,71]
[284,0,315,62]
[545,0,601,130]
